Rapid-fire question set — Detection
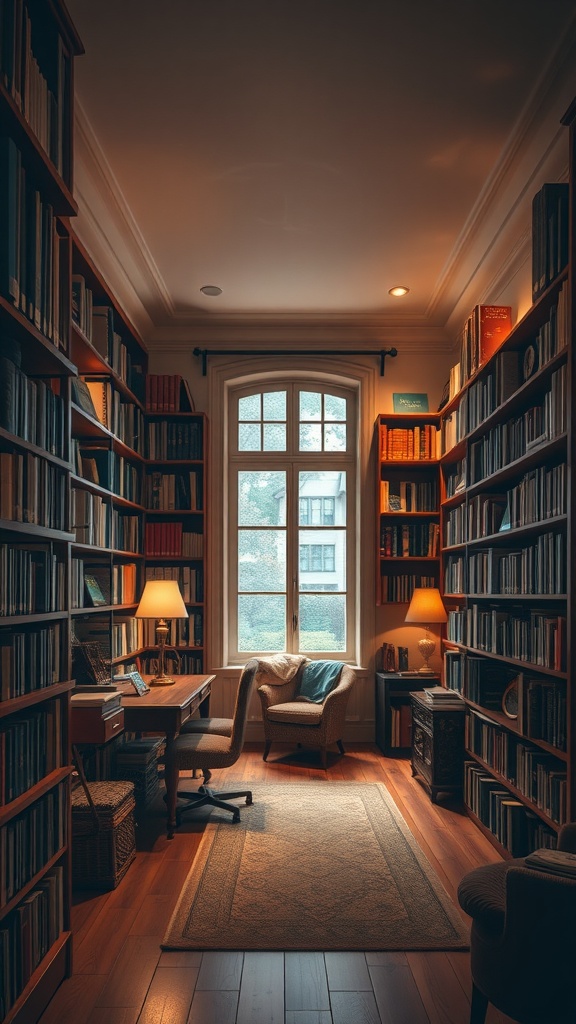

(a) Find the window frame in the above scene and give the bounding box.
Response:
[227,380,357,662]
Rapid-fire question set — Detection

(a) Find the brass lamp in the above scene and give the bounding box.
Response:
[405,587,447,674]
[134,580,188,685]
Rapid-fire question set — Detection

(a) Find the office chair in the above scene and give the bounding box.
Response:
[165,658,256,835]
[457,822,576,1023]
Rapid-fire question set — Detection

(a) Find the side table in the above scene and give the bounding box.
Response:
[410,690,465,802]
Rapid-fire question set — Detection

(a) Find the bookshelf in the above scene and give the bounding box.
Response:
[70,234,148,683]
[0,1,83,1019]
[376,412,441,606]
[141,378,207,676]
[438,100,575,858]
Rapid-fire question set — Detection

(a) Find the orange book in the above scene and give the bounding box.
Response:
[476,305,512,367]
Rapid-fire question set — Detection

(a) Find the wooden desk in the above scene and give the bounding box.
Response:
[121,674,214,836]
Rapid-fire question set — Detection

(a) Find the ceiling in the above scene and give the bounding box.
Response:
[66,1,576,343]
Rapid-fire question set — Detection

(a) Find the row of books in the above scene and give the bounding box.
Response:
[75,448,142,504]
[379,478,438,513]
[0,703,63,804]
[389,703,412,748]
[532,182,569,300]
[144,522,203,558]
[447,606,566,672]
[458,304,512,387]
[380,423,439,461]
[379,573,436,604]
[444,458,467,498]
[442,346,521,454]
[467,710,567,825]
[138,651,205,674]
[71,281,146,402]
[145,470,202,511]
[0,138,68,347]
[444,554,465,595]
[71,559,138,608]
[0,781,67,904]
[74,377,147,456]
[0,546,66,616]
[0,352,65,456]
[147,419,203,460]
[144,564,204,603]
[380,522,440,558]
[464,761,556,857]
[111,510,141,553]
[468,365,567,484]
[145,373,194,413]
[111,617,142,660]
[72,490,111,548]
[0,623,64,701]
[1,0,69,175]
[0,865,65,1020]
[0,451,67,530]
[467,531,566,596]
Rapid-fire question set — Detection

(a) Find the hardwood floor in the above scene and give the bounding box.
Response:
[39,745,517,1024]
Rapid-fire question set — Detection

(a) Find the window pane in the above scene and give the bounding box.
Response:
[263,391,286,420]
[239,423,261,451]
[298,472,346,526]
[300,391,321,420]
[299,531,345,587]
[299,594,346,652]
[238,530,285,591]
[238,394,261,421]
[324,423,346,451]
[263,423,286,451]
[299,423,322,451]
[325,394,346,421]
[238,595,286,652]
[238,471,286,526]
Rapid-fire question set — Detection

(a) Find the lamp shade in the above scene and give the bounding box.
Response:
[134,580,188,619]
[405,587,447,624]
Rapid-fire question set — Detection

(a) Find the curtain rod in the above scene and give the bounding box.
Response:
[192,346,398,376]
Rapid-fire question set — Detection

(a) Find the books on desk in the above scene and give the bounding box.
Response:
[71,691,122,718]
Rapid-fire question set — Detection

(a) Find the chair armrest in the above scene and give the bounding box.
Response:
[558,822,576,852]
[504,866,576,948]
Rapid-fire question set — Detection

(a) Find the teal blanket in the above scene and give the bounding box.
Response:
[297,661,344,703]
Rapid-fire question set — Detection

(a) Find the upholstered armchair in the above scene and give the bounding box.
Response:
[256,655,356,768]
[457,822,576,1023]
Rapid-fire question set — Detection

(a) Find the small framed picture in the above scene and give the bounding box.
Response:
[128,670,150,696]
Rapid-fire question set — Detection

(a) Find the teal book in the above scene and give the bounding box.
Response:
[393,393,429,413]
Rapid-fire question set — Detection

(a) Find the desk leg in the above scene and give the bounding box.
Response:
[164,730,179,839]
[199,691,210,718]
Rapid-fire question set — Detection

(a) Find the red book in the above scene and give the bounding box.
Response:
[476,305,512,367]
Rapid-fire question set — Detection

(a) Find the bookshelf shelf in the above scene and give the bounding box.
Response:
[439,103,575,856]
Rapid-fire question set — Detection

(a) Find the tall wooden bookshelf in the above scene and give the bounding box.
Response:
[0,1,83,1019]
[142,379,207,676]
[69,235,148,685]
[376,412,441,606]
[438,99,575,858]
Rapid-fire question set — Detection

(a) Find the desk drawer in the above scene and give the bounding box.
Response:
[72,708,125,745]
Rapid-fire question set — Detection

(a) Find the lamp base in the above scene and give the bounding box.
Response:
[417,635,436,675]
[150,674,176,687]
[417,665,436,674]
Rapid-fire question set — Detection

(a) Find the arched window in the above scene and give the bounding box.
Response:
[227,381,357,662]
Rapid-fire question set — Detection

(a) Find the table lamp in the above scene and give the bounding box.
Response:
[134,579,188,685]
[404,587,447,674]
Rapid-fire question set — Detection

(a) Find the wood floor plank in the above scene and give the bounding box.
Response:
[128,893,176,936]
[324,952,372,991]
[86,1009,140,1024]
[285,952,330,1011]
[94,934,162,1008]
[136,965,199,1024]
[406,952,470,1024]
[38,974,107,1024]
[187,989,240,1023]
[73,906,139,974]
[236,952,285,1024]
[369,961,430,1024]
[285,1013,333,1024]
[158,950,203,968]
[196,951,244,990]
[330,990,381,1024]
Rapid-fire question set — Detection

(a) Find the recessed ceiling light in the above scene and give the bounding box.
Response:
[389,286,409,297]
[200,285,222,296]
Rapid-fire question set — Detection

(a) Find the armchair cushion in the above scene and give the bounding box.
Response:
[296,660,344,703]
[266,701,324,726]
[457,858,525,934]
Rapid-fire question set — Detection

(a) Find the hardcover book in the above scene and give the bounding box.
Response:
[392,393,429,413]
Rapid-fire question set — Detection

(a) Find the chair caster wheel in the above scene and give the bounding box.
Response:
[246,795,253,806]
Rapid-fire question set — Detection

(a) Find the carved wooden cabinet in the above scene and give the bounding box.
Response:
[410,690,465,802]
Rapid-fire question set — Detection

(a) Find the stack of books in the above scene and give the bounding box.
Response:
[420,686,464,708]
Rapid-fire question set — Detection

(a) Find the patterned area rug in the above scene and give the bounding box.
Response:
[162,781,469,951]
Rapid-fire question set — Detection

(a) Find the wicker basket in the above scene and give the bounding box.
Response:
[114,737,163,810]
[71,781,136,890]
